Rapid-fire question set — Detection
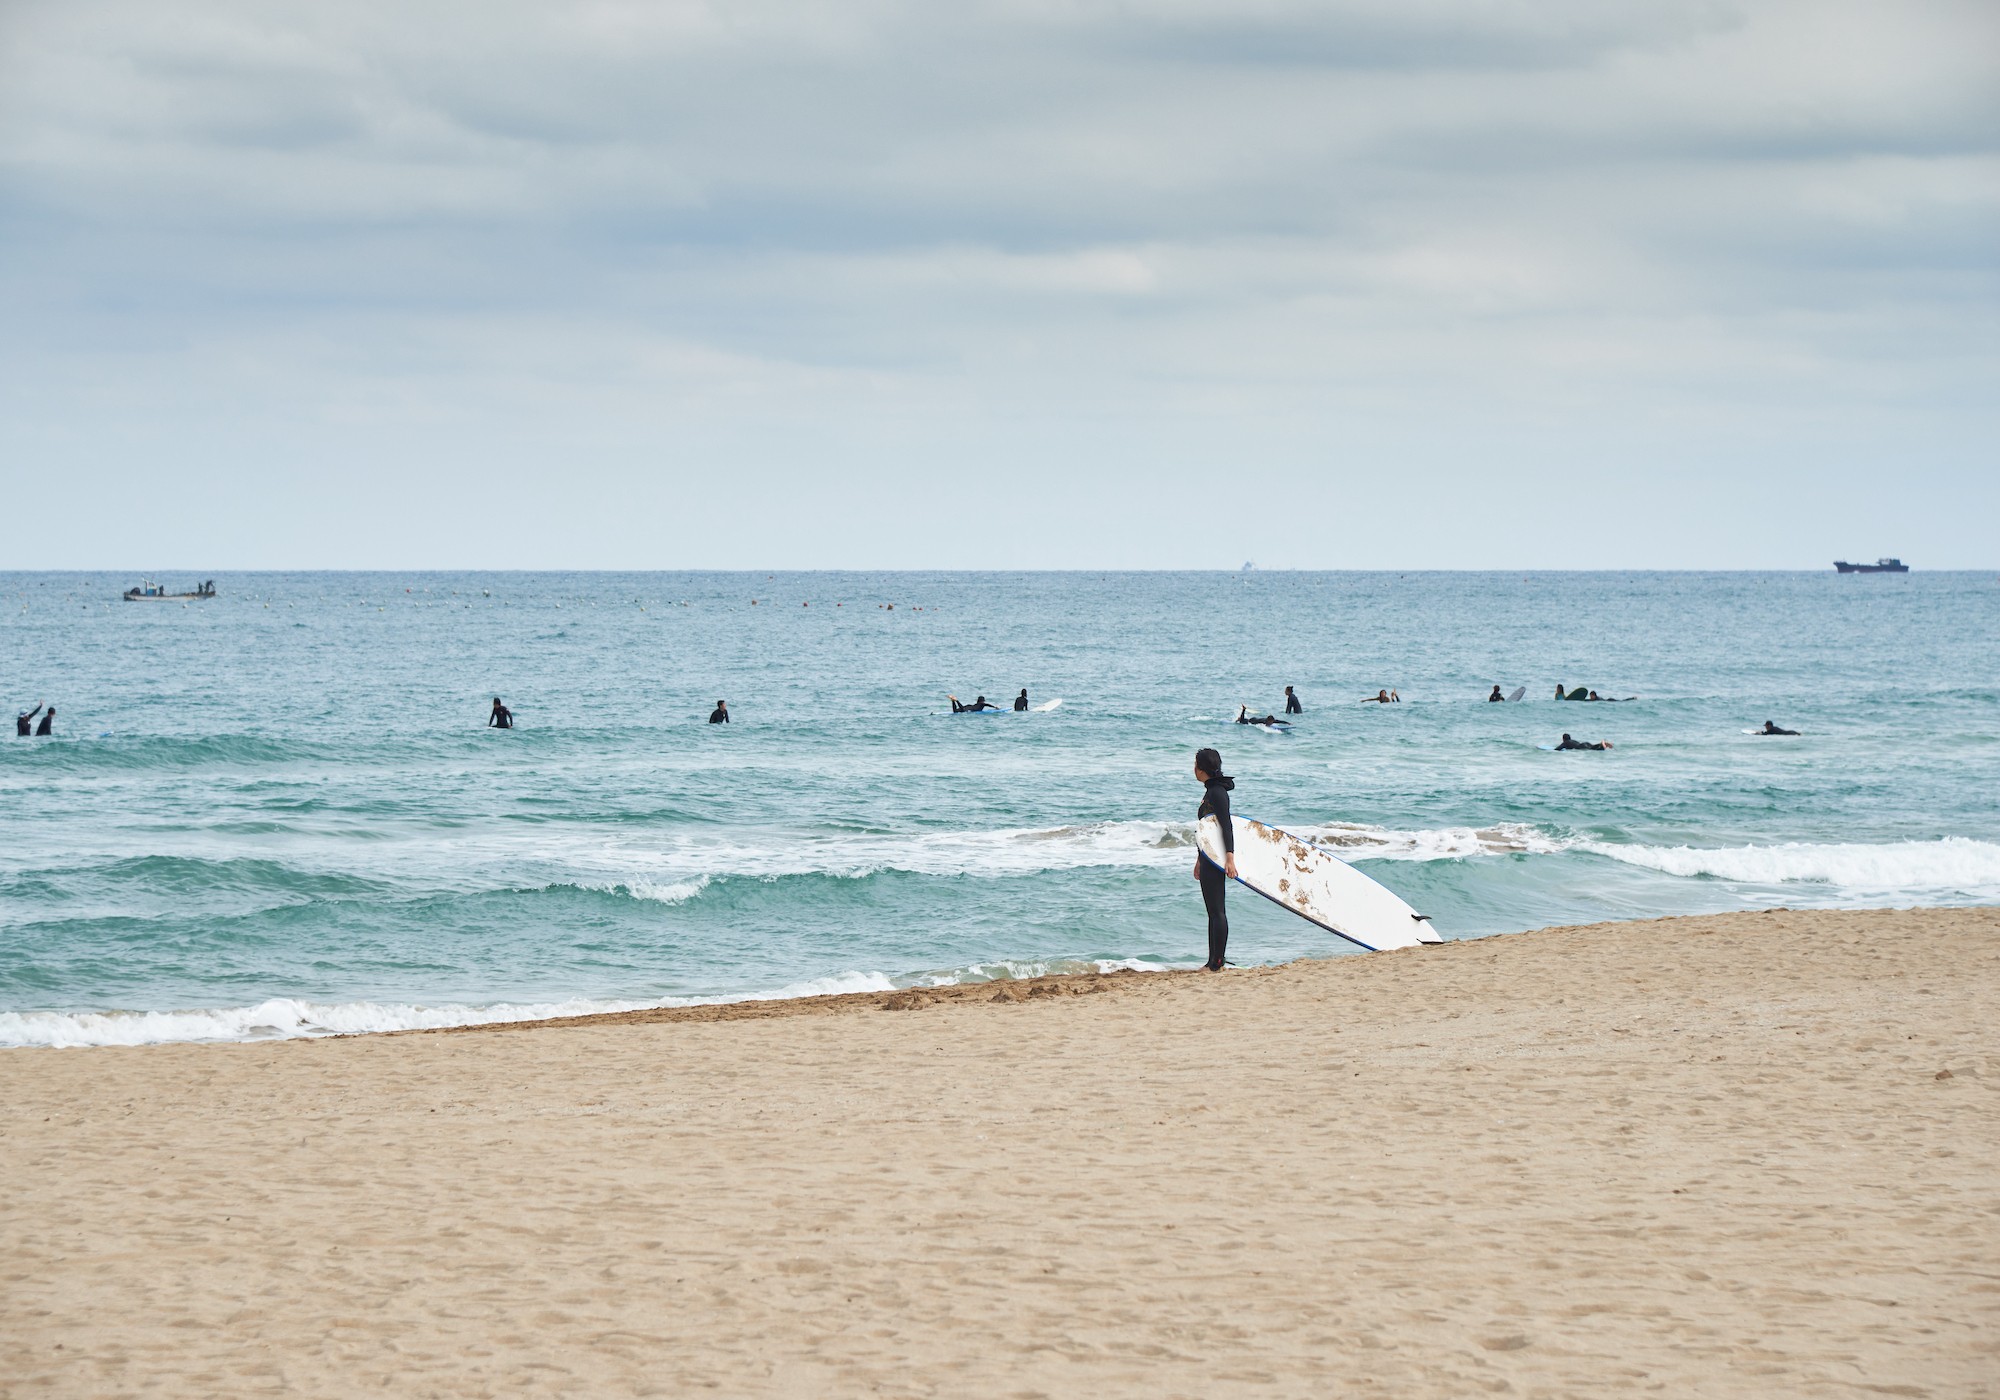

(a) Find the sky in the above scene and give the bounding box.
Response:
[1,0,1995,569]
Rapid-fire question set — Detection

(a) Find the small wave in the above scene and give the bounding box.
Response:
[0,960,1188,1048]
[562,875,712,905]
[1296,822,1568,861]
[1580,836,2000,894]
[6,734,326,771]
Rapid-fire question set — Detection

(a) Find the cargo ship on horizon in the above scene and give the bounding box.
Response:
[1834,558,1908,574]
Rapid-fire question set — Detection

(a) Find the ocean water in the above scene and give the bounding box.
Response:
[3,570,1996,1047]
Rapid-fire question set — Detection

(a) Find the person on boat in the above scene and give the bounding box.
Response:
[1489,685,1505,702]
[1758,720,1800,736]
[951,695,999,712]
[488,697,514,729]
[16,703,42,737]
[708,700,729,724]
[1555,732,1611,751]
[1013,689,1030,712]
[1284,685,1302,714]
[35,705,54,737]
[1361,689,1400,704]
[1236,705,1288,727]
[1192,747,1237,972]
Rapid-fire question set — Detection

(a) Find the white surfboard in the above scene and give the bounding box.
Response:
[1197,815,1443,952]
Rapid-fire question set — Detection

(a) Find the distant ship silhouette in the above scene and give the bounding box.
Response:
[1833,558,1908,574]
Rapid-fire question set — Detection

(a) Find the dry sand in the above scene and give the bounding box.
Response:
[3,906,1996,1398]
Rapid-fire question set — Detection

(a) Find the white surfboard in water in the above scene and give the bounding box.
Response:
[1197,815,1443,952]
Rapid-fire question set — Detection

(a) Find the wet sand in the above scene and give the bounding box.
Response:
[3,905,1996,1397]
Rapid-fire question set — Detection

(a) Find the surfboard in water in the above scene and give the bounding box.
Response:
[1197,815,1441,952]
[1507,686,1526,702]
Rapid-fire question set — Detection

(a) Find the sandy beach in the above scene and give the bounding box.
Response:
[3,905,1995,1398]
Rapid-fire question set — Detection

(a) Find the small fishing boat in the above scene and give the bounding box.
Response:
[1833,558,1908,574]
[123,579,217,601]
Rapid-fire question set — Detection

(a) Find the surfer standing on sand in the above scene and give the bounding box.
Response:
[1193,747,1237,972]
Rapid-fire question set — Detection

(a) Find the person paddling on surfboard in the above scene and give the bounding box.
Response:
[1235,704,1289,727]
[1758,720,1800,736]
[1361,689,1399,704]
[1555,732,1612,751]
[950,694,1000,712]
[1192,747,1236,972]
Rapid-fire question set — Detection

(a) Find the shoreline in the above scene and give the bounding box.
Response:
[15,899,1999,1048]
[4,904,1995,1397]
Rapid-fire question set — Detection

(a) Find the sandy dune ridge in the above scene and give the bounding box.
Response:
[3,906,1996,1397]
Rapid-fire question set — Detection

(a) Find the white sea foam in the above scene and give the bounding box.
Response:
[0,962,1194,1049]
[1292,821,1569,861]
[1580,836,2000,894]
[570,875,712,904]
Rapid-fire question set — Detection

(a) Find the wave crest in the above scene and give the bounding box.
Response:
[1582,836,2000,893]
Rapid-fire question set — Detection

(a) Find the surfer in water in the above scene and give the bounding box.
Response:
[708,700,729,724]
[1758,720,1800,735]
[1192,747,1237,972]
[1284,686,1302,714]
[16,703,42,737]
[488,697,514,729]
[1489,685,1505,702]
[1235,705,1289,727]
[950,695,1000,712]
[34,705,54,737]
[1361,689,1400,704]
[1555,732,1612,751]
[1013,689,1030,712]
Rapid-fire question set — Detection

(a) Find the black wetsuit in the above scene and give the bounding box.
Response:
[1761,724,1799,736]
[1013,692,1029,711]
[1197,774,1236,970]
[1285,692,1302,714]
[1556,736,1606,751]
[957,699,998,712]
[489,706,513,729]
[35,711,53,736]
[15,708,37,737]
[708,706,728,724]
[1489,688,1504,702]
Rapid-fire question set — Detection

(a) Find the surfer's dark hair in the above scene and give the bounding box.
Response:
[1194,747,1225,778]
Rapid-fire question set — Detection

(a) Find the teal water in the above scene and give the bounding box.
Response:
[3,570,1996,1045]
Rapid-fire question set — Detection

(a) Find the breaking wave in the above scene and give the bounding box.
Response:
[1580,836,2000,895]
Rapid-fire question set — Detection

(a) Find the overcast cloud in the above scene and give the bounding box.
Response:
[1,0,1994,567]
